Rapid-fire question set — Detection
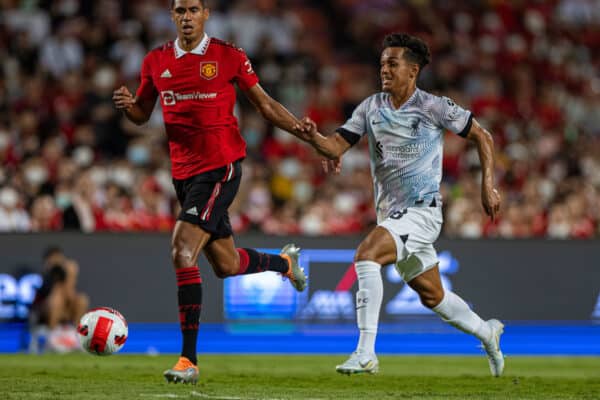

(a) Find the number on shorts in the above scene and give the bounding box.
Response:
[390,210,408,220]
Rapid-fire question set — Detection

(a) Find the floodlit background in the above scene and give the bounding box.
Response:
[0,0,598,238]
[0,0,599,357]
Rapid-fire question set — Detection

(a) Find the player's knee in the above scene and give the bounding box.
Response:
[212,258,240,279]
[171,246,195,269]
[213,265,237,279]
[354,243,377,264]
[76,293,90,310]
[46,290,64,310]
[419,291,443,309]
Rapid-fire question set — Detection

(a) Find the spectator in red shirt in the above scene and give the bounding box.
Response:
[112,0,309,383]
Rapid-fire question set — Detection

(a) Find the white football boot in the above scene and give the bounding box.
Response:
[336,351,379,375]
[482,319,505,377]
[280,244,307,292]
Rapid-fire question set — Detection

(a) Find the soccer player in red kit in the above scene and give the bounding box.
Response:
[113,0,307,384]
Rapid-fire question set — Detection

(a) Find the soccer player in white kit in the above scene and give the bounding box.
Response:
[299,33,505,377]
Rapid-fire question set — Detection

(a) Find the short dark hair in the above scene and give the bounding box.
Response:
[383,33,431,70]
[43,246,63,262]
[171,0,206,8]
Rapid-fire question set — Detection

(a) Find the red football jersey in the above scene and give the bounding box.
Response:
[136,36,259,179]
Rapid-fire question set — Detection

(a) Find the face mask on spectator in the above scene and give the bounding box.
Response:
[55,192,72,209]
[274,127,294,144]
[24,166,48,186]
[548,223,570,239]
[279,158,300,179]
[243,129,263,148]
[334,193,357,215]
[300,214,323,235]
[73,146,94,167]
[112,167,134,188]
[94,67,117,89]
[127,145,150,166]
[460,222,482,239]
[89,167,108,186]
[293,181,313,204]
[155,169,175,195]
[0,187,18,209]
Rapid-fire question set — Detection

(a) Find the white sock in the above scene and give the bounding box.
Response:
[355,260,383,354]
[433,291,492,343]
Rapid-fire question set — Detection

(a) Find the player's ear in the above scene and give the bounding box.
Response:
[409,63,419,80]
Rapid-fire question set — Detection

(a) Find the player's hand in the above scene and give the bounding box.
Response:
[482,186,501,222]
[322,157,342,175]
[293,116,319,143]
[112,86,136,111]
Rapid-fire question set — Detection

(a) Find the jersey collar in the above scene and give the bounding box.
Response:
[386,87,419,110]
[174,33,210,58]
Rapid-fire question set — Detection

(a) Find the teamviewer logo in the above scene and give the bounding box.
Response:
[161,90,176,106]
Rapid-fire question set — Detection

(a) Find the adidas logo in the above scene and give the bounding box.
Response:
[186,207,198,216]
[161,69,172,78]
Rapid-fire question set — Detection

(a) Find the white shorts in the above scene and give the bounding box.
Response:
[379,207,443,283]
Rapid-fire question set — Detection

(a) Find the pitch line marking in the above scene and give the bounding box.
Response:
[191,392,300,400]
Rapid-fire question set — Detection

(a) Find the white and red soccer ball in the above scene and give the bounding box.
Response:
[78,307,128,355]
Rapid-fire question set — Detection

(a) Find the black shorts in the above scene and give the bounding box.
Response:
[173,160,242,240]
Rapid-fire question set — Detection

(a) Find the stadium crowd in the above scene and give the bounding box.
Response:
[0,0,598,238]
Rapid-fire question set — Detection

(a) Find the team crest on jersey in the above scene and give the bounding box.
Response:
[409,119,421,137]
[200,62,218,80]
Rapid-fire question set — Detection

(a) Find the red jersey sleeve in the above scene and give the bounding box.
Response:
[136,53,158,102]
[234,49,259,91]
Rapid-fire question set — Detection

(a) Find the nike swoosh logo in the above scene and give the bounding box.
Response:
[355,306,367,310]
[359,360,373,368]
[371,120,385,125]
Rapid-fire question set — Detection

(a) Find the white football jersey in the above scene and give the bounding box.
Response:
[337,88,472,222]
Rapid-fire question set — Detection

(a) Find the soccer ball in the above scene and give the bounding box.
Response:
[77,307,128,355]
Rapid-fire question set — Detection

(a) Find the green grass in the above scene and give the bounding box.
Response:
[1,354,599,399]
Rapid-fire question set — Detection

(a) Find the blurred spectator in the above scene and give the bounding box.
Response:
[0,186,30,231]
[29,246,89,353]
[62,170,104,232]
[0,0,598,238]
[29,195,61,232]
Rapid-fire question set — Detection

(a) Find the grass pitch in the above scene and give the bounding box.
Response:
[1,354,599,399]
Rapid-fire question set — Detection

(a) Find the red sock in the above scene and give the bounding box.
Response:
[235,248,288,275]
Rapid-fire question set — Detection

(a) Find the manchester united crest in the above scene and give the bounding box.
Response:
[200,62,218,80]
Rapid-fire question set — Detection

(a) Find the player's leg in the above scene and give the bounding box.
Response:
[71,292,89,323]
[45,287,65,330]
[200,161,305,290]
[164,220,210,384]
[203,234,306,291]
[408,266,505,377]
[336,226,396,375]
[44,285,79,352]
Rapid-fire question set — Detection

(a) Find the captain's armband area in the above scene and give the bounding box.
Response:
[335,128,362,146]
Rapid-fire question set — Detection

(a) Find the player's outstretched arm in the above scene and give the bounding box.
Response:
[466,118,501,221]
[298,117,351,160]
[244,84,309,141]
[112,86,156,125]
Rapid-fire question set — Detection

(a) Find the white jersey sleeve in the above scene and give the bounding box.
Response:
[432,96,473,137]
[336,97,371,146]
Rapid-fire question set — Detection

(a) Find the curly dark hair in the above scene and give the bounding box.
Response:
[382,33,431,70]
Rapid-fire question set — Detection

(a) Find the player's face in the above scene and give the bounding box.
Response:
[171,0,209,41]
[380,47,419,93]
